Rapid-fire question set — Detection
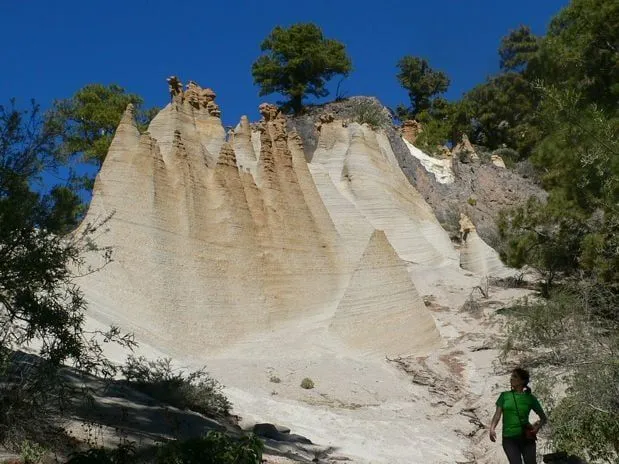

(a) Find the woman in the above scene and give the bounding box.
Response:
[489,368,548,464]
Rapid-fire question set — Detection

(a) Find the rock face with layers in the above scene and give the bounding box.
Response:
[330,230,440,357]
[459,214,513,278]
[79,79,462,359]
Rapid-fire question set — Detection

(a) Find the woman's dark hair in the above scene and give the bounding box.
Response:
[513,367,532,393]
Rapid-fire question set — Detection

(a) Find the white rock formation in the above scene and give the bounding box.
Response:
[459,213,514,278]
[77,83,521,463]
[491,153,507,168]
[78,82,458,359]
[402,138,455,184]
[330,230,440,357]
[309,120,457,267]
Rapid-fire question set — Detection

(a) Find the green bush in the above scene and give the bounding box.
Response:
[349,99,391,129]
[300,378,314,389]
[66,433,263,464]
[549,382,619,463]
[19,440,47,464]
[121,356,231,418]
[66,442,136,464]
[156,432,263,464]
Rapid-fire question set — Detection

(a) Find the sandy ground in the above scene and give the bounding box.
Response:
[82,261,535,464]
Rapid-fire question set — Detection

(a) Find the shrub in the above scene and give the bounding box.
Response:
[467,197,477,206]
[349,98,391,129]
[156,432,263,464]
[438,206,462,242]
[492,147,520,167]
[66,442,136,464]
[300,378,314,389]
[269,376,281,384]
[514,159,540,182]
[66,434,263,464]
[19,440,47,464]
[121,356,231,418]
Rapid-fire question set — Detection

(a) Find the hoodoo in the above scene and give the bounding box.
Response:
[78,78,485,358]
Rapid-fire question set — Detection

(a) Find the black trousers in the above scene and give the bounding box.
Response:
[502,436,536,464]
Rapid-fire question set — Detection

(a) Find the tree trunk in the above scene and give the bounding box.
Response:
[290,95,303,114]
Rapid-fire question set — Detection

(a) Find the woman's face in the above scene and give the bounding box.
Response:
[510,372,524,389]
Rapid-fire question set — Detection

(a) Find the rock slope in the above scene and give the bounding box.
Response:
[78,80,526,463]
[78,80,485,359]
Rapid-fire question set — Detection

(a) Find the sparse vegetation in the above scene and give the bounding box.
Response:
[121,356,231,418]
[156,432,263,464]
[66,433,263,464]
[66,442,137,464]
[349,98,391,129]
[19,440,47,464]
[300,378,315,389]
[0,100,135,453]
[460,295,481,314]
[47,83,157,169]
[438,207,462,243]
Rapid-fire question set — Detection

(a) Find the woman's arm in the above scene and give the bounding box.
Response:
[489,406,502,442]
[532,400,548,432]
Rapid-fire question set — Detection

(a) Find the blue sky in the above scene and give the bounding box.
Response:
[2,0,568,129]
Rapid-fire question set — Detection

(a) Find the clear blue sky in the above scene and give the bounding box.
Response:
[2,0,568,128]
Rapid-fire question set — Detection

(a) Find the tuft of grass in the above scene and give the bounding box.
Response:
[300,378,314,389]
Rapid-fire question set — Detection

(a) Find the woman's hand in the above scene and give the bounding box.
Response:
[532,421,541,433]
[489,406,502,443]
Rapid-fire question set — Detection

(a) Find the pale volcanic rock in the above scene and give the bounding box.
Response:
[330,230,440,357]
[307,118,375,265]
[287,129,341,252]
[166,75,183,102]
[76,83,528,463]
[258,102,280,121]
[233,116,258,175]
[307,119,458,269]
[401,119,423,144]
[79,86,448,356]
[150,78,225,167]
[452,134,479,162]
[341,124,456,266]
[402,138,455,184]
[491,153,507,168]
[459,213,513,277]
